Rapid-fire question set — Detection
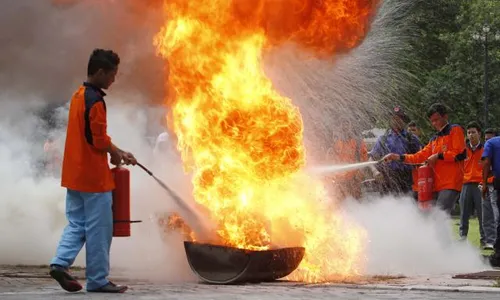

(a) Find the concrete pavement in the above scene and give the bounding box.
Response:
[1,265,500,299]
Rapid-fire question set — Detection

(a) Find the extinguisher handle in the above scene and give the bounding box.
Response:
[137,162,153,176]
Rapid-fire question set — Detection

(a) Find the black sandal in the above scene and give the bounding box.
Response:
[49,265,83,292]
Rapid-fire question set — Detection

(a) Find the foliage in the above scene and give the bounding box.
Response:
[401,0,500,137]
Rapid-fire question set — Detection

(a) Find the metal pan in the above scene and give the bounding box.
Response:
[184,241,305,284]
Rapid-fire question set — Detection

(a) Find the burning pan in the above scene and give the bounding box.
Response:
[184,241,305,284]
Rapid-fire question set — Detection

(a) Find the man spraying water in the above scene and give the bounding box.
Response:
[384,103,466,214]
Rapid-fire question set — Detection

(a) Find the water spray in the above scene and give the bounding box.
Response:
[309,160,382,175]
[309,159,424,176]
[135,162,216,239]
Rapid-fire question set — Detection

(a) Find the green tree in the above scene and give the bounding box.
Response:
[403,0,500,137]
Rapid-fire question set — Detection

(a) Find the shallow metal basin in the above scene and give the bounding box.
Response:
[184,241,305,284]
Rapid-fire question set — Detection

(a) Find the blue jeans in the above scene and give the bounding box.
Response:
[51,189,113,290]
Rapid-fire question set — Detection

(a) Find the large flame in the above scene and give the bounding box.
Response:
[154,0,378,281]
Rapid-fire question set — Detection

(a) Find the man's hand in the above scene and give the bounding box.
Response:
[382,153,400,162]
[426,154,439,166]
[482,183,489,199]
[122,151,137,166]
[107,143,137,166]
[110,151,123,166]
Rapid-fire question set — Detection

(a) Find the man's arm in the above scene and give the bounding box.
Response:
[88,102,114,152]
[401,142,433,164]
[368,137,385,175]
[89,102,136,165]
[368,136,385,160]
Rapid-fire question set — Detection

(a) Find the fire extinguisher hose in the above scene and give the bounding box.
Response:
[136,162,199,219]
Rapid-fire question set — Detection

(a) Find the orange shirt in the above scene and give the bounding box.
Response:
[463,142,484,184]
[411,168,419,191]
[329,138,368,182]
[61,82,115,192]
[403,124,466,192]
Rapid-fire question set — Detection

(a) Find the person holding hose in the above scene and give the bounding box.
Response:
[383,103,466,214]
[49,49,137,293]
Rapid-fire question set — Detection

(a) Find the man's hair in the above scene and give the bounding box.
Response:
[466,121,482,133]
[408,121,417,127]
[485,128,498,136]
[426,103,448,118]
[87,49,120,76]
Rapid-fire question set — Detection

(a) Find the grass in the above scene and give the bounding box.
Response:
[451,216,494,256]
[494,279,500,287]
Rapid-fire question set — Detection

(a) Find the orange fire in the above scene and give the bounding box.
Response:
[154,0,378,282]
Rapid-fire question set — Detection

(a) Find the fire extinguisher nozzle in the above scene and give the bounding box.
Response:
[137,162,153,176]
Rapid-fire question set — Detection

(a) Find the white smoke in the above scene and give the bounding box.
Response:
[343,196,488,276]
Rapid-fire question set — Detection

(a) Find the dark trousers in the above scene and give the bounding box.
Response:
[379,168,413,196]
[459,183,484,243]
[494,188,500,253]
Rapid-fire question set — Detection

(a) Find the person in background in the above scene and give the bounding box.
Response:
[327,119,368,201]
[482,133,500,267]
[43,136,63,178]
[458,122,485,246]
[407,120,424,200]
[49,49,137,293]
[153,131,171,155]
[481,128,499,250]
[384,103,466,214]
[369,106,421,196]
[408,121,422,140]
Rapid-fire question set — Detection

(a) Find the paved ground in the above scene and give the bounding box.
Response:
[2,265,500,299]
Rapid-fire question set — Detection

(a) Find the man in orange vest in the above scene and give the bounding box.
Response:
[327,119,368,201]
[384,103,466,214]
[49,49,137,293]
[407,121,423,200]
[43,136,62,177]
[458,122,485,245]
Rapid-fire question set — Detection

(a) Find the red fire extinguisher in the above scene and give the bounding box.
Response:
[111,166,141,237]
[417,164,434,210]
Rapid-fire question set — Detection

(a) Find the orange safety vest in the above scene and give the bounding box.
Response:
[329,138,368,182]
[61,82,115,193]
[404,124,466,192]
[463,142,484,184]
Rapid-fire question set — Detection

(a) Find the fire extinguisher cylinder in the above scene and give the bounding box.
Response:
[417,164,434,208]
[111,166,132,237]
